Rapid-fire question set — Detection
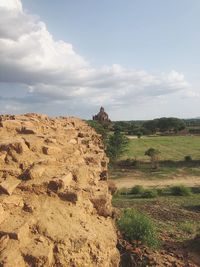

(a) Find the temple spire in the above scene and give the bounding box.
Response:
[92,107,111,124]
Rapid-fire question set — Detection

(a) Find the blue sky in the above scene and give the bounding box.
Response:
[0,0,199,119]
[23,0,200,71]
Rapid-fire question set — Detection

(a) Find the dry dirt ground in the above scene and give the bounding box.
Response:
[114,193,200,266]
[112,172,200,189]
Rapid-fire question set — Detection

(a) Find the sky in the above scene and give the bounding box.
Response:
[0,0,199,120]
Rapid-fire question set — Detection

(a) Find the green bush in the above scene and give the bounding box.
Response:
[170,185,192,196]
[130,185,144,194]
[117,208,159,248]
[141,189,158,198]
[185,155,192,162]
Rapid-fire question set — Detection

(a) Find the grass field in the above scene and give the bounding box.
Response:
[123,136,200,161]
[109,135,200,187]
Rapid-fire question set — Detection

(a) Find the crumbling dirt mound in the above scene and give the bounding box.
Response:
[0,113,119,267]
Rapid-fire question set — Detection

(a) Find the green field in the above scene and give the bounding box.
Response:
[123,136,200,161]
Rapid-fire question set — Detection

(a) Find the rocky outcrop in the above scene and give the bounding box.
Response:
[0,113,119,267]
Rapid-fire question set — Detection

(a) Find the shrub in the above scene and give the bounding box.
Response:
[185,155,192,162]
[137,132,142,139]
[170,185,192,196]
[130,185,144,195]
[141,189,158,198]
[117,208,159,248]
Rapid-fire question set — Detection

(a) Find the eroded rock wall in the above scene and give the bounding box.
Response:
[0,113,119,267]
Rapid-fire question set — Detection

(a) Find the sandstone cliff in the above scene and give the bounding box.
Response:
[0,114,119,267]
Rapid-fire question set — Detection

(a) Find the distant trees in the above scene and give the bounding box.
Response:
[113,121,129,132]
[112,121,142,136]
[142,120,157,134]
[111,117,186,136]
[143,117,186,134]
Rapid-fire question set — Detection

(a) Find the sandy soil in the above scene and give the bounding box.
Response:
[114,175,200,189]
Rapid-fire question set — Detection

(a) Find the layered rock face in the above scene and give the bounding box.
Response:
[0,114,119,267]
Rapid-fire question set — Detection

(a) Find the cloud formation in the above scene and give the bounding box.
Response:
[0,0,192,116]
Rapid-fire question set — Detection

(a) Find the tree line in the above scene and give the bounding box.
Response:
[112,117,186,135]
[87,116,199,164]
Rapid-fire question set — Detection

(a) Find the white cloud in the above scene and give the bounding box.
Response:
[0,0,193,116]
[0,0,22,11]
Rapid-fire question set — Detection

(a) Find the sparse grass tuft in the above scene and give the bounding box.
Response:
[179,221,199,235]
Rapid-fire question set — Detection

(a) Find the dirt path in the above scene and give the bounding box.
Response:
[113,176,200,188]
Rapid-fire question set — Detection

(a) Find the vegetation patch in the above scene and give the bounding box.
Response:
[179,221,199,235]
[141,189,158,198]
[170,185,192,196]
[117,208,159,248]
[130,185,144,194]
[123,136,200,162]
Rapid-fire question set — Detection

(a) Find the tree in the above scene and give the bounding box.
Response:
[106,130,129,163]
[156,117,185,133]
[87,120,108,146]
[143,120,158,134]
[145,148,160,169]
[113,121,129,133]
[137,131,142,139]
